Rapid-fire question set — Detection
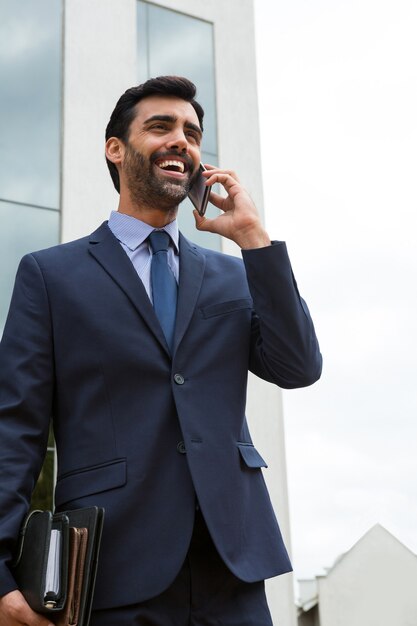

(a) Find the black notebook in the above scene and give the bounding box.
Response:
[12,506,104,626]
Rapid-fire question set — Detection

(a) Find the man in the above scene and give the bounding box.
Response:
[0,76,322,625]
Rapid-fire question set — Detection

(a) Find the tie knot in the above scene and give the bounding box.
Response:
[149,230,170,254]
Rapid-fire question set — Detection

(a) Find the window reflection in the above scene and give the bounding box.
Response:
[139,3,217,156]
[0,0,62,209]
[0,201,60,334]
[137,1,220,251]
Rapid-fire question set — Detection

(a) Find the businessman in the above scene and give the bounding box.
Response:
[0,76,322,625]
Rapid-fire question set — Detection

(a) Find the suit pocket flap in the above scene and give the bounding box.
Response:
[237,443,268,468]
[200,298,252,319]
[55,458,127,506]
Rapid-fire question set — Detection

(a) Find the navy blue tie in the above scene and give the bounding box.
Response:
[149,230,178,351]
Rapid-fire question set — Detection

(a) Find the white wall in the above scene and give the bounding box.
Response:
[62,0,137,240]
[317,526,417,626]
[62,2,295,623]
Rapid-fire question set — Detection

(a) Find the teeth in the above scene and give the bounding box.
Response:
[157,160,185,173]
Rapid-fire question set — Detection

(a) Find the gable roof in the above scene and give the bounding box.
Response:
[317,524,417,578]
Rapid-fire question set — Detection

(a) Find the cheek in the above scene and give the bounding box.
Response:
[135,136,163,156]
[190,147,201,168]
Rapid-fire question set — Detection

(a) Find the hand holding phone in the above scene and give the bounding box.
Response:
[188,163,212,217]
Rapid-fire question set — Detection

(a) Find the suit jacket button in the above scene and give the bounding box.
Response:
[174,373,185,385]
[177,441,186,454]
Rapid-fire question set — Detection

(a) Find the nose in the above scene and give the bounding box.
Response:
[165,128,188,153]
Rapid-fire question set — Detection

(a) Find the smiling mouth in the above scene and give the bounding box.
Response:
[155,159,187,174]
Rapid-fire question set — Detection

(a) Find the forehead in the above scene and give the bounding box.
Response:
[132,95,200,128]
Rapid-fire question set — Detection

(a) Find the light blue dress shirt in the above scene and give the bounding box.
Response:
[107,211,179,302]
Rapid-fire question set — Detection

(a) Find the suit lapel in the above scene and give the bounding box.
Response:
[88,223,169,354]
[174,234,206,352]
[88,224,206,356]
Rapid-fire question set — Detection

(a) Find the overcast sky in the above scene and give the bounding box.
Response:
[254,0,417,581]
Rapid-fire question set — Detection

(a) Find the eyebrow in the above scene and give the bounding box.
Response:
[143,114,203,139]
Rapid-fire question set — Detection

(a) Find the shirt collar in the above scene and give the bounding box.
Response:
[108,210,179,253]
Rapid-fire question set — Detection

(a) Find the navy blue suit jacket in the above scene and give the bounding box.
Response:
[0,223,322,608]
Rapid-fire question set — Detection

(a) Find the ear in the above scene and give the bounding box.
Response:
[105,137,125,164]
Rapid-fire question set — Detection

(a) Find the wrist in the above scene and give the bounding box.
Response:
[236,226,271,250]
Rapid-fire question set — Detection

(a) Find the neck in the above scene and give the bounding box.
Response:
[116,191,178,227]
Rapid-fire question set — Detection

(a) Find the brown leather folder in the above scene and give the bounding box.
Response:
[55,526,88,626]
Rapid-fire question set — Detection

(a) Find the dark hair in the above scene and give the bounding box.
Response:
[105,76,204,193]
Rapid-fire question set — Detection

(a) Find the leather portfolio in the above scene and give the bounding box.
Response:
[12,506,104,626]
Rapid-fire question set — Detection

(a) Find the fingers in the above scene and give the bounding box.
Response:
[0,590,53,626]
[193,210,220,233]
[193,210,211,232]
[202,166,240,187]
[195,165,266,247]
[202,164,239,178]
[206,190,225,210]
[202,170,240,186]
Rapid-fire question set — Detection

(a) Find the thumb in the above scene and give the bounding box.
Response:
[20,602,54,626]
[31,609,54,626]
[0,590,54,626]
[193,210,213,233]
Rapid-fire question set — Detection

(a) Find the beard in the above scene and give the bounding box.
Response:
[123,143,197,211]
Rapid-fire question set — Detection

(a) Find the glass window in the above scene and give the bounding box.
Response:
[0,1,62,512]
[137,2,220,251]
[0,200,60,334]
[0,0,62,210]
[137,2,217,157]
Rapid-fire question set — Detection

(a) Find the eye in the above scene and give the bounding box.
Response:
[186,130,200,144]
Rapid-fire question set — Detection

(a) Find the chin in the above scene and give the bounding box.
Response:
[161,181,189,202]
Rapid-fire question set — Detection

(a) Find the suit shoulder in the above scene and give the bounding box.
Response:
[28,223,108,264]
[31,236,88,259]
[185,239,245,271]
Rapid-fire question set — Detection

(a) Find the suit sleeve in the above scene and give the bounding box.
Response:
[0,253,54,597]
[242,241,322,389]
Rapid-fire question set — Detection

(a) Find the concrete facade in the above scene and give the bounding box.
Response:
[298,524,417,626]
[62,1,295,623]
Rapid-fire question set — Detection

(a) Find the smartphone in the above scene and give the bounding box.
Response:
[188,163,212,217]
